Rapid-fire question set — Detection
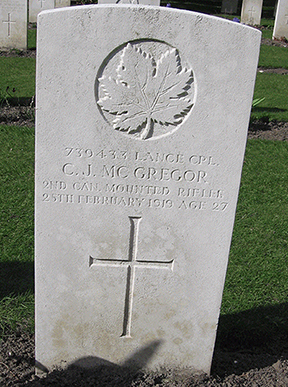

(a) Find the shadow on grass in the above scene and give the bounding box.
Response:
[1,96,34,107]
[253,107,287,113]
[0,261,34,299]
[212,302,288,376]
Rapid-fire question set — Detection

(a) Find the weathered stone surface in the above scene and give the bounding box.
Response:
[29,0,54,23]
[273,0,288,40]
[0,0,27,50]
[35,5,261,375]
[241,0,263,25]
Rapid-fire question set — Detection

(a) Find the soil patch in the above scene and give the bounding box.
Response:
[0,49,36,58]
[248,120,288,141]
[258,67,288,75]
[1,328,288,386]
[261,37,288,48]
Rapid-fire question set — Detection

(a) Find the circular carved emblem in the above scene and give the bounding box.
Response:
[96,40,195,140]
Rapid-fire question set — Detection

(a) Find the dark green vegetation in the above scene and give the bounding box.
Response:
[223,140,288,314]
[0,58,36,104]
[259,45,288,69]
[217,140,288,354]
[0,125,34,335]
[28,25,37,50]
[252,73,288,121]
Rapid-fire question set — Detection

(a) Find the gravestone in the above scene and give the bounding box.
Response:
[273,0,288,40]
[0,0,27,50]
[221,0,238,14]
[29,0,55,23]
[55,0,71,8]
[98,0,160,4]
[241,0,263,25]
[36,5,261,375]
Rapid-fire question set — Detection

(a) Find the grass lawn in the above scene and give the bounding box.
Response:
[218,140,288,350]
[222,139,288,315]
[0,125,34,335]
[259,45,288,69]
[0,58,36,103]
[252,73,288,121]
[28,28,37,51]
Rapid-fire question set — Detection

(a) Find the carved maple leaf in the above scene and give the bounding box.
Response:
[98,43,194,139]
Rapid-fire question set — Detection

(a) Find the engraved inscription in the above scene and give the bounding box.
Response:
[97,41,195,140]
[89,217,174,337]
[41,146,229,212]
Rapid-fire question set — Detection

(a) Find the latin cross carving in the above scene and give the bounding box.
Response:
[38,0,46,7]
[248,6,256,23]
[2,13,16,37]
[89,216,174,337]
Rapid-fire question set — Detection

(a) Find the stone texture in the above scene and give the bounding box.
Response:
[35,5,261,375]
[29,0,54,23]
[221,0,238,14]
[0,0,27,50]
[98,0,160,4]
[241,0,263,25]
[273,0,288,40]
[55,0,71,8]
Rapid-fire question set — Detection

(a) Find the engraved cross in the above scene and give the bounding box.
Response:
[38,0,46,7]
[248,6,256,22]
[89,216,174,338]
[2,13,16,37]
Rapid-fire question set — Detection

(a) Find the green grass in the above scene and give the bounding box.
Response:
[222,140,288,315]
[261,17,275,28]
[258,45,288,69]
[0,294,34,336]
[261,29,272,39]
[28,27,37,50]
[0,125,34,336]
[252,73,288,121]
[0,58,36,104]
[217,140,288,353]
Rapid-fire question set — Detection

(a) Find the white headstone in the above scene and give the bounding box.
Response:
[29,0,55,23]
[241,0,263,25]
[273,0,288,40]
[98,0,160,4]
[55,0,70,8]
[221,0,238,14]
[0,0,27,50]
[36,5,261,375]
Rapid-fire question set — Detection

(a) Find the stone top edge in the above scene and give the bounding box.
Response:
[37,4,262,36]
